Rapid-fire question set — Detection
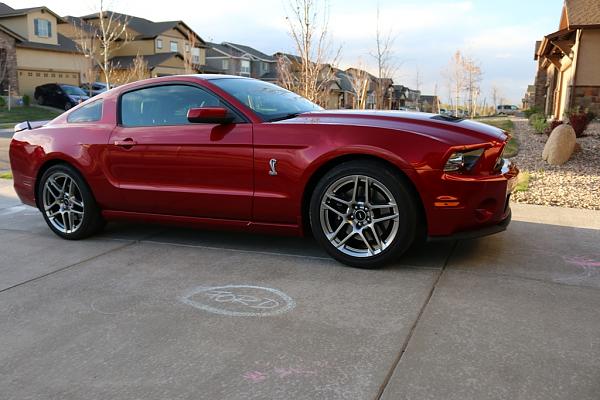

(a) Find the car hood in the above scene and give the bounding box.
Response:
[284,110,507,145]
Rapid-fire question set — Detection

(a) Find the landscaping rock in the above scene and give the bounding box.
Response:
[542,124,576,165]
[573,142,583,154]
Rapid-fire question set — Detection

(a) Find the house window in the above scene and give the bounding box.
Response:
[185,43,190,52]
[34,18,52,38]
[170,41,178,52]
[262,62,269,73]
[222,59,229,70]
[156,38,163,49]
[192,55,200,64]
[240,60,250,75]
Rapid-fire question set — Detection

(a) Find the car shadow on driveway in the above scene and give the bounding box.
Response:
[99,221,455,271]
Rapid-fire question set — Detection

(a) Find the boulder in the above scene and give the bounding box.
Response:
[542,124,576,165]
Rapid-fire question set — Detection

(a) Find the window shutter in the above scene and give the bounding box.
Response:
[34,19,39,35]
[47,21,52,37]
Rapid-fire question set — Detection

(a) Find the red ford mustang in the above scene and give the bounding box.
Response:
[10,75,518,268]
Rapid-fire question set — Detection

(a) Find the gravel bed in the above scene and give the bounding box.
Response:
[510,118,600,210]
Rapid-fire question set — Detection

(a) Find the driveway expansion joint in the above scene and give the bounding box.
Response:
[0,241,135,296]
[374,240,457,400]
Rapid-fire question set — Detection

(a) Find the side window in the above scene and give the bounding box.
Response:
[67,100,103,123]
[120,85,236,127]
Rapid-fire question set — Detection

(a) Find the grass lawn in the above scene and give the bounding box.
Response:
[477,117,519,157]
[0,171,12,179]
[0,106,61,128]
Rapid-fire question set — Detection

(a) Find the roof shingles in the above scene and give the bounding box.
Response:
[564,0,600,28]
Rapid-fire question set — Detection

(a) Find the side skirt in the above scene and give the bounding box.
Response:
[101,210,303,236]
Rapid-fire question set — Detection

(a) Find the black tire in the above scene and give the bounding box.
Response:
[38,164,104,240]
[309,160,418,268]
[37,95,45,105]
[64,102,72,111]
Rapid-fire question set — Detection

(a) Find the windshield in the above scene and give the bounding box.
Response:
[61,85,87,96]
[210,78,322,121]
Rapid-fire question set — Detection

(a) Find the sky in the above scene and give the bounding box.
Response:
[14,0,565,104]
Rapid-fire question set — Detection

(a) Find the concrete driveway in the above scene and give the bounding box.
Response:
[0,179,599,400]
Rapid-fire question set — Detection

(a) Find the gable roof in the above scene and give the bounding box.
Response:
[0,3,64,22]
[222,42,274,62]
[79,10,205,44]
[108,52,183,70]
[561,0,600,29]
[0,22,25,41]
[206,41,245,58]
[16,32,80,53]
[206,42,275,62]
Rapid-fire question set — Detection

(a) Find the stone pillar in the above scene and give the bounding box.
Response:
[0,31,18,95]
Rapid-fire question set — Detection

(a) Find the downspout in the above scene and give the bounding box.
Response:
[568,29,582,112]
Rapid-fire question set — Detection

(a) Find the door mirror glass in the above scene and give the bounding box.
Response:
[187,107,234,124]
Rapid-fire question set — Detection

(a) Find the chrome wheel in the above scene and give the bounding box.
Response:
[319,175,400,258]
[42,172,85,234]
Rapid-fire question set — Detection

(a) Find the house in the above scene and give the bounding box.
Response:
[533,0,600,118]
[60,11,208,84]
[522,85,535,110]
[334,69,355,108]
[390,85,421,110]
[205,42,277,81]
[0,3,87,97]
[418,95,440,113]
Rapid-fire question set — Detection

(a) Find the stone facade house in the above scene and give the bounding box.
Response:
[533,0,600,118]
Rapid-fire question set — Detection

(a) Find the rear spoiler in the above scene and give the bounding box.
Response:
[14,120,50,133]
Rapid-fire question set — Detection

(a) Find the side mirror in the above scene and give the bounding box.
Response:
[187,107,234,124]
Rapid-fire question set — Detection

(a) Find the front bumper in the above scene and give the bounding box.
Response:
[427,208,511,242]
[419,158,518,239]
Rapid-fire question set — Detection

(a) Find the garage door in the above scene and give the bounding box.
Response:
[17,69,80,97]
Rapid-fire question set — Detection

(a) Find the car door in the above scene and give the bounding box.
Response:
[106,83,253,220]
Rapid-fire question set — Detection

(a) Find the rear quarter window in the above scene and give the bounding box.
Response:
[67,100,103,123]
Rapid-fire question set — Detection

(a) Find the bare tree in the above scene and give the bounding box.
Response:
[183,30,198,74]
[463,55,482,118]
[279,0,341,106]
[491,85,501,114]
[112,52,149,85]
[371,5,397,109]
[414,67,422,92]
[443,50,466,116]
[347,66,371,109]
[69,0,132,88]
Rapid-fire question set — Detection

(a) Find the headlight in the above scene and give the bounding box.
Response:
[443,148,484,172]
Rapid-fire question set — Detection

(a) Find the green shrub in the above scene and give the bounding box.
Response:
[531,116,548,134]
[528,113,546,132]
[22,94,30,107]
[524,106,541,119]
[0,97,5,108]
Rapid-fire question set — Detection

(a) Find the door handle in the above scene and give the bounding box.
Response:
[114,139,137,147]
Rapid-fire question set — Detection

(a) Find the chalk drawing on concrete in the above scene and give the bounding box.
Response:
[179,285,295,317]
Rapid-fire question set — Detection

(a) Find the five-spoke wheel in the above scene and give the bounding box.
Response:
[38,165,104,239]
[310,161,417,268]
[42,172,85,234]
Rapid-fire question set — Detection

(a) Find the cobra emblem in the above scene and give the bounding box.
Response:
[269,158,278,176]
